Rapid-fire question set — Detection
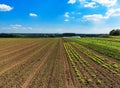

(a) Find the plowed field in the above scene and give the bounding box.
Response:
[0,38,120,88]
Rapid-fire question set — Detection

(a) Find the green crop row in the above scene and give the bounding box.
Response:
[64,43,97,84]
[70,42,120,76]
[64,43,85,83]
[64,42,106,85]
[64,43,89,83]
[75,38,120,48]
[69,38,120,60]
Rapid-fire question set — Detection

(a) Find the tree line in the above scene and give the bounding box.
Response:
[0,33,108,38]
[0,29,119,38]
[109,29,120,36]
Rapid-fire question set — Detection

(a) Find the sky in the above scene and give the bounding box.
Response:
[0,0,120,33]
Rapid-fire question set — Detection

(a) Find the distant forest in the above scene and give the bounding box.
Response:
[0,33,109,38]
[109,29,120,36]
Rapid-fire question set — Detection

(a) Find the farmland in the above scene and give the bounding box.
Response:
[0,38,120,88]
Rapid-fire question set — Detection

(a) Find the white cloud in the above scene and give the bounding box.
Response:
[68,0,76,4]
[83,14,104,21]
[84,2,96,8]
[93,0,117,7]
[64,11,82,22]
[0,4,13,11]
[64,19,69,22]
[9,24,32,30]
[83,8,120,22]
[79,0,97,8]
[79,0,117,8]
[10,24,22,29]
[64,12,70,18]
[64,12,70,22]
[106,8,120,18]
[29,13,38,17]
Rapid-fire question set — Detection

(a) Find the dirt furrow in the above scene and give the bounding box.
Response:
[0,40,52,76]
[0,39,37,53]
[0,40,41,58]
[71,43,120,87]
[83,46,120,64]
[21,41,56,88]
[27,39,60,88]
[61,39,75,88]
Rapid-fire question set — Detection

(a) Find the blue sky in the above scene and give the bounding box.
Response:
[0,0,120,33]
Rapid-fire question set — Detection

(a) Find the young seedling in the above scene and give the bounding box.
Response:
[97,79,102,84]
[86,79,92,84]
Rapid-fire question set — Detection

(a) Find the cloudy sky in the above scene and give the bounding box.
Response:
[0,0,120,33]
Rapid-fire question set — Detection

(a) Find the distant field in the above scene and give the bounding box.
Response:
[0,38,120,88]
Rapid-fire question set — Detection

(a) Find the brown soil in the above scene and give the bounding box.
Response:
[21,40,56,88]
[69,41,120,88]
[0,38,119,88]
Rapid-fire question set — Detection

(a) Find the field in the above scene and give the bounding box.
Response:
[0,38,120,88]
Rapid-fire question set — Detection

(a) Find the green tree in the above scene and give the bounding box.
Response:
[109,29,120,36]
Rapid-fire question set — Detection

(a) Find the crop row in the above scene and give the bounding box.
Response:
[64,42,104,86]
[69,38,120,60]
[64,43,85,83]
[28,39,63,88]
[75,38,120,48]
[70,42,120,76]
[0,39,55,88]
